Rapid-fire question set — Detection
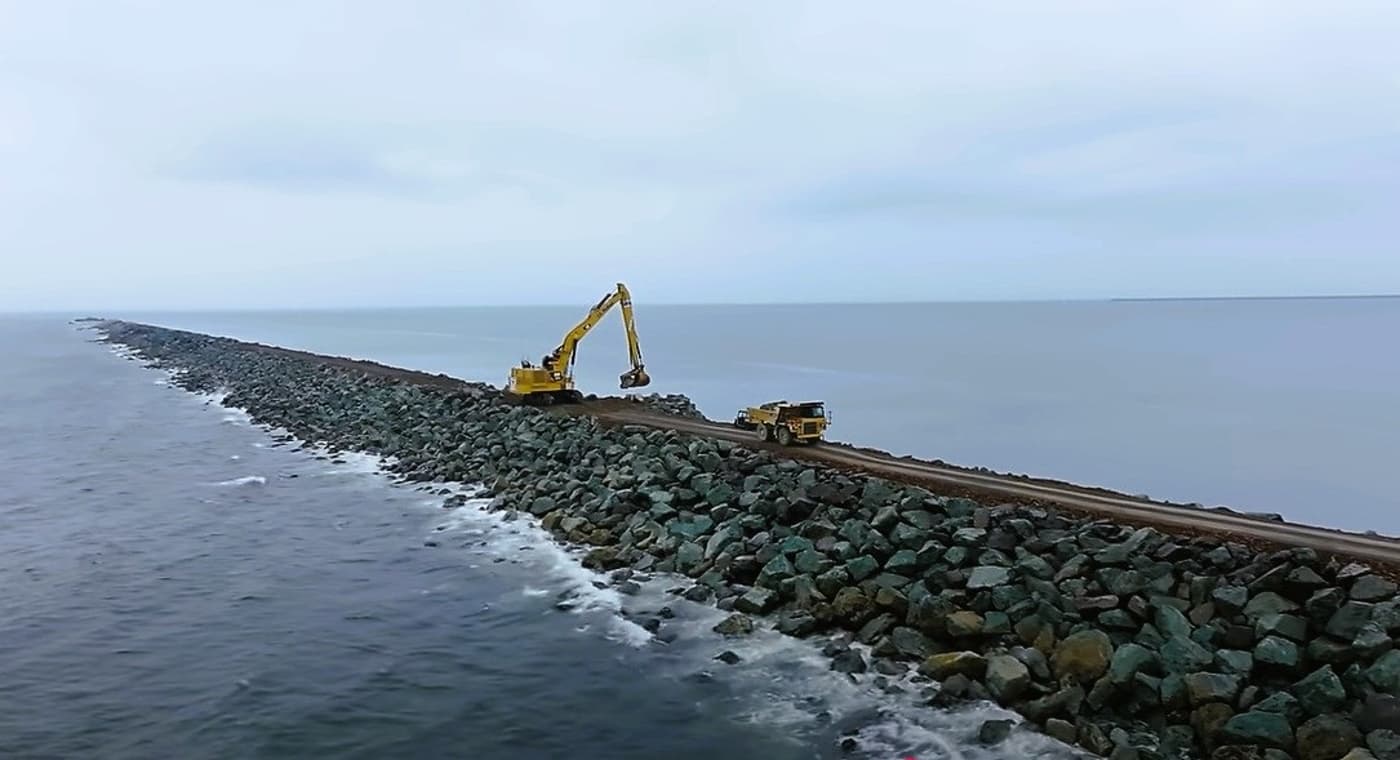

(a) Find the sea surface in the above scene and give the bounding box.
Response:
[1,298,1396,759]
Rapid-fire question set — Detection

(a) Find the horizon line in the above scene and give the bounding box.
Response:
[6,292,1400,316]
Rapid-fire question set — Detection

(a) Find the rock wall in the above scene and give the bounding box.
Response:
[98,321,1400,760]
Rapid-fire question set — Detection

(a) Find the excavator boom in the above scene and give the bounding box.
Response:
[506,282,650,404]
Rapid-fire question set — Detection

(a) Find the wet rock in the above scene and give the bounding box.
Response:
[1355,623,1394,659]
[713,613,754,636]
[1186,672,1244,706]
[1213,585,1249,615]
[845,555,879,583]
[1053,629,1113,684]
[979,719,1014,745]
[777,611,818,637]
[919,651,987,680]
[1329,602,1378,640]
[794,549,832,575]
[1255,635,1301,669]
[946,610,984,637]
[889,627,932,659]
[1219,711,1295,750]
[1352,576,1399,603]
[1193,702,1236,749]
[1359,693,1400,733]
[1256,612,1308,642]
[1310,588,1347,623]
[1246,592,1300,620]
[1255,691,1306,725]
[1020,682,1086,723]
[1157,605,1194,638]
[830,649,867,674]
[529,495,557,515]
[967,565,1011,590]
[1295,666,1349,716]
[734,587,777,614]
[985,654,1031,703]
[715,650,742,665]
[1367,730,1400,760]
[1215,650,1255,676]
[1310,636,1359,667]
[675,542,704,574]
[1161,634,1215,674]
[1297,714,1363,760]
[1367,651,1400,695]
[1045,718,1077,744]
[757,554,796,589]
[885,549,918,575]
[815,565,853,598]
[1109,643,1158,686]
[857,613,897,644]
[832,587,873,626]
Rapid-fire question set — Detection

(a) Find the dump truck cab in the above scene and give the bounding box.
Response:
[734,400,829,445]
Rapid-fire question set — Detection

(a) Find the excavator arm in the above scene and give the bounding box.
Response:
[536,282,649,392]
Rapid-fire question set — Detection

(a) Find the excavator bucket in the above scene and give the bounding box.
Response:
[619,367,651,389]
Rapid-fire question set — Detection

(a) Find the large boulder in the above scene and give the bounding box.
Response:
[1297,715,1363,760]
[832,587,874,625]
[1109,643,1158,686]
[1219,711,1296,751]
[734,587,777,614]
[985,654,1031,703]
[1351,575,1399,602]
[967,566,1011,590]
[1185,672,1243,706]
[713,613,755,636]
[1369,651,1400,695]
[1161,634,1215,674]
[919,651,987,680]
[1296,666,1349,716]
[1052,629,1113,684]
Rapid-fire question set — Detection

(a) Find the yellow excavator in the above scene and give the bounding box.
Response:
[506,282,650,405]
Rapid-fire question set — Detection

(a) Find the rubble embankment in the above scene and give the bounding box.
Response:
[97,320,1400,760]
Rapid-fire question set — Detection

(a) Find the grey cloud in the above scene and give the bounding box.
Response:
[1,1,1398,310]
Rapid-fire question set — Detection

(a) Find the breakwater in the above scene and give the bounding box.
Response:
[97,320,1400,760]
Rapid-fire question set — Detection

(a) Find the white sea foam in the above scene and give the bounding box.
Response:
[603,578,1075,760]
[431,497,653,647]
[215,475,267,487]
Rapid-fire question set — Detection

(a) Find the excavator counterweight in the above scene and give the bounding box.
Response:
[506,283,650,405]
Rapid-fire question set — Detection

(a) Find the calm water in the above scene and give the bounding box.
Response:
[118,298,1400,533]
[0,317,1063,760]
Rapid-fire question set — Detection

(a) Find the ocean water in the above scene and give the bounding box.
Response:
[0,316,1070,760]
[116,297,1400,534]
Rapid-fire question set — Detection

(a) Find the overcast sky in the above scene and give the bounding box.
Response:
[2,1,1398,309]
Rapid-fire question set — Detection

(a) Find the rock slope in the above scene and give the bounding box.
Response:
[97,321,1400,760]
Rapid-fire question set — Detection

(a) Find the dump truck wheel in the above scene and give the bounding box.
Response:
[776,426,794,446]
[755,424,771,442]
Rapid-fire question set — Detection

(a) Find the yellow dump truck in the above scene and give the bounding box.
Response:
[733,401,828,445]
